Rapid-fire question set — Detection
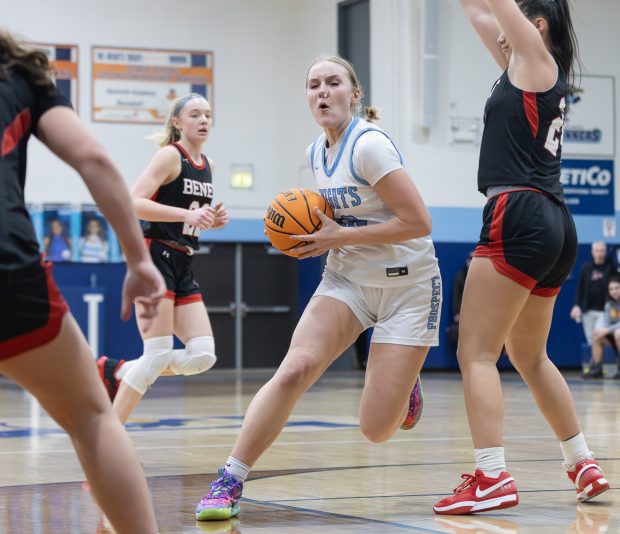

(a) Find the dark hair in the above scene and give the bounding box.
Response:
[609,276,620,286]
[0,31,55,92]
[517,0,581,91]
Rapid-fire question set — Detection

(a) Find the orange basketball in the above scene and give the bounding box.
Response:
[264,188,334,256]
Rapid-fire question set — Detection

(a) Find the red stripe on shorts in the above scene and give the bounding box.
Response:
[0,262,68,360]
[175,294,203,306]
[474,193,537,291]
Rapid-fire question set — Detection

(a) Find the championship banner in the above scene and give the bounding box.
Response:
[91,46,213,123]
[561,159,615,215]
[31,43,79,111]
[564,75,615,158]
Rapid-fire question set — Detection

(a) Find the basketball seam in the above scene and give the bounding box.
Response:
[274,196,312,234]
[264,223,296,236]
[300,189,322,233]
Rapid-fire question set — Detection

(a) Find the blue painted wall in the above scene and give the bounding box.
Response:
[52,232,593,369]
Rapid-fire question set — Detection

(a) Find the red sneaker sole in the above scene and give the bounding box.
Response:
[434,494,519,515]
[578,478,610,502]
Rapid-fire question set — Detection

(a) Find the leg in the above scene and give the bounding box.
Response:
[433,261,527,516]
[230,296,363,465]
[359,343,428,442]
[457,258,531,448]
[505,295,579,440]
[167,301,216,376]
[0,315,157,534]
[507,294,609,502]
[196,296,363,521]
[113,298,175,423]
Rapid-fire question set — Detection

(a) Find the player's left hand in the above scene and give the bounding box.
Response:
[290,209,344,259]
[211,202,229,229]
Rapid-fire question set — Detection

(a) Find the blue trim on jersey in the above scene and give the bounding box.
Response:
[349,128,404,186]
[310,140,317,176]
[321,117,360,177]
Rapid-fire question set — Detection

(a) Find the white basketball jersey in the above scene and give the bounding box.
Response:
[308,117,438,288]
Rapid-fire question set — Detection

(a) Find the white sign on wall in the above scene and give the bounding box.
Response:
[563,75,615,158]
[91,46,213,124]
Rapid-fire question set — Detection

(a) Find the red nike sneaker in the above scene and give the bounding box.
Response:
[433,470,518,515]
[566,458,609,502]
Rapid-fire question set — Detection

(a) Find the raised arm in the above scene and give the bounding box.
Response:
[459,0,508,70]
[484,0,557,89]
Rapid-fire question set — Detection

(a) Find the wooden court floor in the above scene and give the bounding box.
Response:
[0,369,618,533]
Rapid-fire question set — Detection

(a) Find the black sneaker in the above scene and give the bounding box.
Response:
[97,356,124,401]
[582,363,603,379]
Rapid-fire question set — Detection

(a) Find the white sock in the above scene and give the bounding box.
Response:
[475,447,506,478]
[225,456,250,482]
[116,360,135,380]
[559,432,592,469]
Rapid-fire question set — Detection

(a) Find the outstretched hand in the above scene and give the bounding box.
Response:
[290,208,343,259]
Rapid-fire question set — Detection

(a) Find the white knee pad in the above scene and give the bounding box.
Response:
[123,336,174,395]
[169,336,216,376]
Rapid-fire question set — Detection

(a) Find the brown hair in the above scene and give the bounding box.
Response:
[0,31,55,92]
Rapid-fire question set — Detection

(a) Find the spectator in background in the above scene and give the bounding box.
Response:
[570,241,615,353]
[79,218,109,262]
[43,218,72,261]
[447,250,474,346]
[584,276,620,379]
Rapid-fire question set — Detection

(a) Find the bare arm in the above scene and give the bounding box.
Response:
[485,0,557,90]
[459,0,508,69]
[291,168,432,258]
[36,106,165,325]
[131,146,215,229]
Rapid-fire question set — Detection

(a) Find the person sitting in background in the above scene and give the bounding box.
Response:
[584,276,620,379]
[570,242,615,355]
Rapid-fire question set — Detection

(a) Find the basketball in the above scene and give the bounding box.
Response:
[264,188,334,256]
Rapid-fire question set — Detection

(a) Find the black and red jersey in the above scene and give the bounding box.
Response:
[0,71,71,270]
[142,143,213,250]
[477,68,568,202]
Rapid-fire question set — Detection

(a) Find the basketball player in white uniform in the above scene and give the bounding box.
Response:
[195,55,441,521]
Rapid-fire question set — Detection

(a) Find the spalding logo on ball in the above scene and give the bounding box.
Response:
[264,188,334,256]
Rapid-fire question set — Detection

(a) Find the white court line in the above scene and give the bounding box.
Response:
[2,431,620,455]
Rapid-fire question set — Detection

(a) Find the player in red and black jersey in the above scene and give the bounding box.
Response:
[0,31,164,533]
[434,0,609,515]
[99,94,228,430]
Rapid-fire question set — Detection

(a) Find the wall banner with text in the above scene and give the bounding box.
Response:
[561,159,615,215]
[563,75,615,158]
[92,46,213,123]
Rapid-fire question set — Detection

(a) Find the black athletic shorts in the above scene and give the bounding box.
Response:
[474,189,577,296]
[147,239,202,306]
[0,260,68,360]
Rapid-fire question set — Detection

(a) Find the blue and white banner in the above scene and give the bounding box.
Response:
[561,159,615,215]
[563,75,615,158]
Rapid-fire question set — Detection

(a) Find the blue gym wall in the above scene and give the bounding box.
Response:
[54,208,607,370]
